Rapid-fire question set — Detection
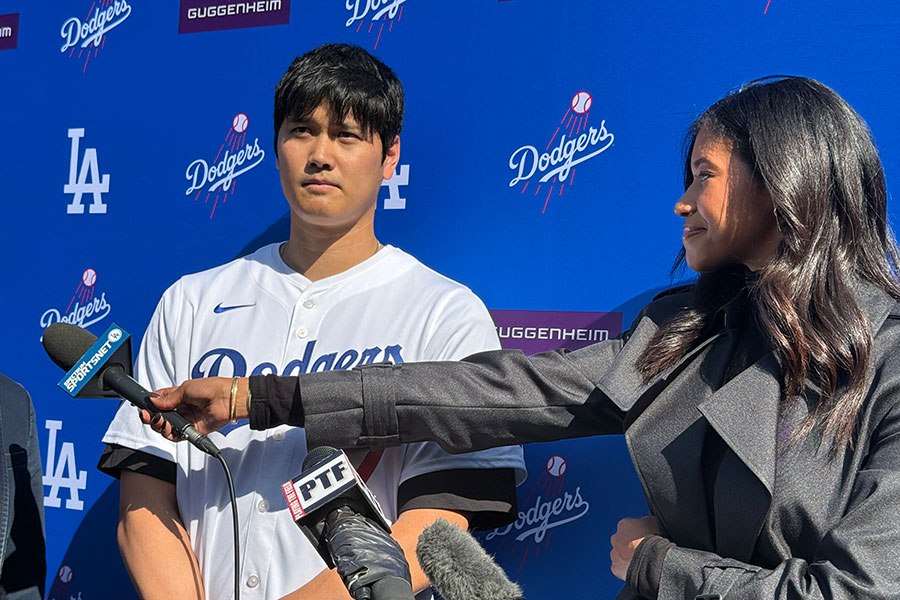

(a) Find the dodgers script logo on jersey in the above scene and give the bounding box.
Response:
[481,453,591,569]
[185,113,266,219]
[40,268,113,338]
[346,0,406,49]
[508,91,615,213]
[178,0,290,34]
[191,340,405,377]
[59,0,132,73]
[0,13,19,50]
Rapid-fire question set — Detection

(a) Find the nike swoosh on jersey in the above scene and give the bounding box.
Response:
[213,302,256,314]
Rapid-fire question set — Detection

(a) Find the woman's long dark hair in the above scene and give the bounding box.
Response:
[637,76,900,448]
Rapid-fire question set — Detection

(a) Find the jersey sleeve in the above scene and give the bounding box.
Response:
[397,286,527,525]
[100,280,186,468]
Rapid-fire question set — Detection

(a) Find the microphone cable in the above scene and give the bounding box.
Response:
[215,453,241,600]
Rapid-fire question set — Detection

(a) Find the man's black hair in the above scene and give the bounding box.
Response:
[273,43,404,160]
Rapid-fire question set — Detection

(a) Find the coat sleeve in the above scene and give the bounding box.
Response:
[292,337,631,453]
[643,392,900,600]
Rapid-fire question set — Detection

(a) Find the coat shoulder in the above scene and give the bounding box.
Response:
[640,285,695,324]
[620,285,694,343]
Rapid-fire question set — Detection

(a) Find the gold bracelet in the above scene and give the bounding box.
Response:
[229,376,239,423]
[245,383,252,418]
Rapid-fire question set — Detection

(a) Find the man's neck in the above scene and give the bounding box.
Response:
[281,212,382,282]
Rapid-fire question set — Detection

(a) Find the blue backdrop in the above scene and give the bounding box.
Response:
[2,1,899,598]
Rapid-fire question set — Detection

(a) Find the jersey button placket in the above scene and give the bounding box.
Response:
[246,574,260,588]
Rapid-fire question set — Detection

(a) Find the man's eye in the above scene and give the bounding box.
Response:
[292,127,309,135]
[339,131,359,139]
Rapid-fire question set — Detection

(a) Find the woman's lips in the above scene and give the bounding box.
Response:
[682,225,705,241]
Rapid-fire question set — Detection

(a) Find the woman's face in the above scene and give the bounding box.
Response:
[674,128,781,273]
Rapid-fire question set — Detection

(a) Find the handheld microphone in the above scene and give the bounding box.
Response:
[416,519,524,600]
[42,322,221,458]
[283,446,413,600]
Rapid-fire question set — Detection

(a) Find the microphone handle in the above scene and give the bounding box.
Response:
[101,364,221,458]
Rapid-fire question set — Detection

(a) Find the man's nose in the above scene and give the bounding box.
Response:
[308,136,333,169]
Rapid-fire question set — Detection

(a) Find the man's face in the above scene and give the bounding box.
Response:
[276,103,399,228]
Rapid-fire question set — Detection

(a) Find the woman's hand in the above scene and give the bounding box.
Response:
[138,377,244,439]
[610,515,662,581]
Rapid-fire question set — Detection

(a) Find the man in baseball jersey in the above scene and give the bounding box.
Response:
[98,43,525,600]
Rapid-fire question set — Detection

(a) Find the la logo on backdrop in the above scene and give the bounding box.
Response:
[59,0,132,73]
[185,113,266,218]
[346,0,406,50]
[508,91,615,213]
[65,128,110,215]
[40,268,113,339]
[483,309,622,568]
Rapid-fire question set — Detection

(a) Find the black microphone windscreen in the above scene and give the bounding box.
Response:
[302,445,339,471]
[417,519,524,600]
[42,322,98,371]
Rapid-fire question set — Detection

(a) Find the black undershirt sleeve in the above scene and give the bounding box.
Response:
[96,444,176,484]
[397,468,519,531]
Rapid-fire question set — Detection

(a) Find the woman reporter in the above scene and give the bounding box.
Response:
[148,77,900,599]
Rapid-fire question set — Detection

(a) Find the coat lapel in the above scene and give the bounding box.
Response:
[623,328,737,552]
[698,352,781,561]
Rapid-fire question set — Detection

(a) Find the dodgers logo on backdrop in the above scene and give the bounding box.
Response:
[481,453,591,569]
[0,13,19,51]
[60,0,132,73]
[43,420,88,511]
[345,0,406,50]
[40,268,113,338]
[185,113,266,219]
[179,0,290,34]
[65,128,110,215]
[508,91,615,213]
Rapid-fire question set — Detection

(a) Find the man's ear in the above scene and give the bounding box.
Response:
[382,135,400,179]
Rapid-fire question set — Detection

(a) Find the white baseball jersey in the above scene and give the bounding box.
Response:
[102,243,526,600]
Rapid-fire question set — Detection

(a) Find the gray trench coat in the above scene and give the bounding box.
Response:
[258,282,900,599]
